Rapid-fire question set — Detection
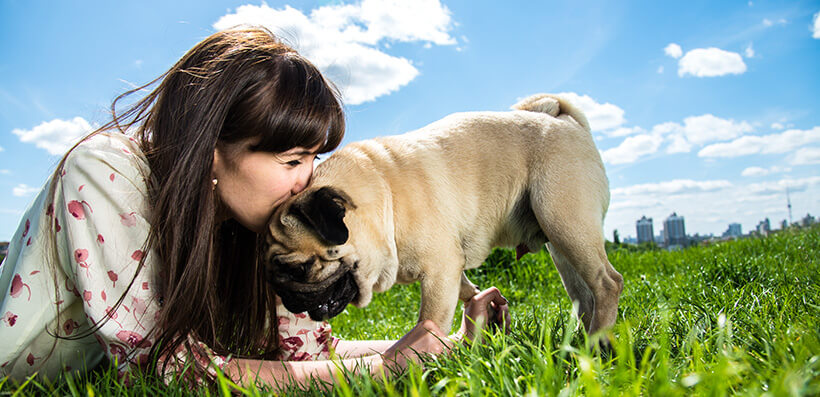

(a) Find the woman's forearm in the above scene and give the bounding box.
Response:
[225,354,386,388]
[333,339,396,358]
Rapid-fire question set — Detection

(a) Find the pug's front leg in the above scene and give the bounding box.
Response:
[418,263,464,334]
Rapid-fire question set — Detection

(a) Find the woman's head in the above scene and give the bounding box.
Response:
[141,28,344,232]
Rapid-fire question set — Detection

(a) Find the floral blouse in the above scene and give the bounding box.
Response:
[0,133,337,382]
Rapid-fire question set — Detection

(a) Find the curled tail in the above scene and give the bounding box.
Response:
[511,94,590,131]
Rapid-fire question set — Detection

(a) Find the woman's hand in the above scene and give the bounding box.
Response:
[457,287,511,344]
[381,320,453,370]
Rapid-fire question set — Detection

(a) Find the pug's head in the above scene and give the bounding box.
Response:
[264,186,360,321]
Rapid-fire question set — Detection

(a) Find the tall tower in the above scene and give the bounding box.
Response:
[787,186,793,224]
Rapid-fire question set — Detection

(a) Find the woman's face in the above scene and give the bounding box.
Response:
[213,142,319,233]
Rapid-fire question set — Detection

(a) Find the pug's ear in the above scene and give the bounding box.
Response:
[291,187,355,246]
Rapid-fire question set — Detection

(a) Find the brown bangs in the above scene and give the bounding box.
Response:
[221,52,345,155]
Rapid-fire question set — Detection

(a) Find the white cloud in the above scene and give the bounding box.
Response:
[611,179,733,196]
[11,117,94,155]
[698,126,820,158]
[771,122,785,130]
[649,114,754,153]
[678,47,747,77]
[604,126,645,138]
[657,66,664,74]
[747,176,820,195]
[763,18,773,27]
[741,165,791,177]
[744,43,755,58]
[0,169,10,175]
[600,134,663,164]
[12,184,39,197]
[664,43,682,59]
[790,146,820,165]
[813,12,820,39]
[0,145,4,152]
[213,1,457,105]
[557,92,626,132]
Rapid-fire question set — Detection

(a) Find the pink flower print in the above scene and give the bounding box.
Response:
[294,312,307,319]
[75,249,91,277]
[116,330,151,349]
[29,270,39,276]
[74,248,89,263]
[22,219,30,238]
[280,336,304,352]
[119,212,137,227]
[131,250,144,261]
[296,328,310,335]
[10,274,31,300]
[68,200,86,220]
[63,319,80,335]
[46,203,54,216]
[54,217,61,232]
[109,173,115,182]
[277,316,290,332]
[2,311,18,327]
[26,353,38,366]
[109,343,128,364]
[97,234,105,244]
[291,352,311,361]
[83,290,93,306]
[78,184,85,191]
[141,282,149,290]
[130,297,148,330]
[105,306,124,327]
[101,290,107,301]
[108,271,118,287]
[26,237,31,246]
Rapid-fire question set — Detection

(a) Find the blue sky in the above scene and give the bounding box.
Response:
[1,0,818,242]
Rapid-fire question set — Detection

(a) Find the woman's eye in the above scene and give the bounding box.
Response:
[286,160,302,167]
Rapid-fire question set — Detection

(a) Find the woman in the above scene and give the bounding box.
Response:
[0,27,509,386]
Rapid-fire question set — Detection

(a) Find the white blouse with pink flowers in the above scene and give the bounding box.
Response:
[0,133,337,382]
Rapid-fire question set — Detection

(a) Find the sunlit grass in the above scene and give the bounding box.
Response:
[3,225,819,396]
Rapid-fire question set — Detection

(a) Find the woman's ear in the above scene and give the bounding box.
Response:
[212,147,222,179]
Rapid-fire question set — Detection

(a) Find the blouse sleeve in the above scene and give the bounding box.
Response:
[54,134,231,377]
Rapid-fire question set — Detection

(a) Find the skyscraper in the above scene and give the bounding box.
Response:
[723,223,742,238]
[636,216,654,244]
[663,212,687,248]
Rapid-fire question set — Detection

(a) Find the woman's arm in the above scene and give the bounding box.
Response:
[333,339,395,358]
[226,320,452,387]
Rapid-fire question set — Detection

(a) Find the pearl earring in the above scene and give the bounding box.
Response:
[212,178,218,191]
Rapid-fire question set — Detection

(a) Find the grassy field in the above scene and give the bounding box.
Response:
[3,225,819,396]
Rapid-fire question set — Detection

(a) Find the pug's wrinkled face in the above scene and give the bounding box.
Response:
[264,186,360,321]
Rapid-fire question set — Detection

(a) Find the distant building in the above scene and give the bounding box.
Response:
[756,218,771,236]
[663,212,687,248]
[0,241,9,257]
[723,223,742,238]
[801,213,816,227]
[636,216,654,244]
[781,219,789,230]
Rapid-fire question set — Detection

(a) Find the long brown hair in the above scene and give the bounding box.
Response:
[45,27,345,374]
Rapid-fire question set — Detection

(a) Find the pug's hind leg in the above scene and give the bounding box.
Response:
[547,242,594,331]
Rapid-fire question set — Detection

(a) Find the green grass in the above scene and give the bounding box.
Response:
[3,225,819,396]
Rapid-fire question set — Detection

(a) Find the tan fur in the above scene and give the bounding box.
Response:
[266,94,623,335]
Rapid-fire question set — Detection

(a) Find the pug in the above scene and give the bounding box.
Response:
[264,94,624,335]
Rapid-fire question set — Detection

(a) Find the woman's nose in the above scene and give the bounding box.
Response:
[291,165,313,194]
